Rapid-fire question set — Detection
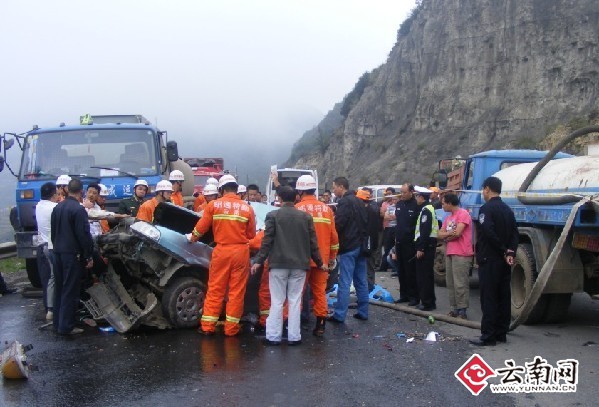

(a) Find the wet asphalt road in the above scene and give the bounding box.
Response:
[0,290,515,407]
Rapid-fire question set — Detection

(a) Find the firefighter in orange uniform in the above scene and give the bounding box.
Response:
[193,177,219,212]
[136,180,173,223]
[294,175,339,336]
[169,170,185,207]
[187,174,256,336]
[195,184,219,214]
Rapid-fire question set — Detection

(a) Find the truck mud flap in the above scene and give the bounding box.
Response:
[83,265,158,333]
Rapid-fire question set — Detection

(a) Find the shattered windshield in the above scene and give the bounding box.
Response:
[19,128,159,180]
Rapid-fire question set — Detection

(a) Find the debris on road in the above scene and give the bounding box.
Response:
[1,341,32,380]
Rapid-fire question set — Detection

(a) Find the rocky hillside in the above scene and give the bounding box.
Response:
[287,0,599,186]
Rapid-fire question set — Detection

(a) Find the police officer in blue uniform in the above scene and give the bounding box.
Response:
[51,178,95,335]
[470,176,518,346]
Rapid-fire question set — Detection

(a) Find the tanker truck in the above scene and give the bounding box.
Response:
[434,126,599,326]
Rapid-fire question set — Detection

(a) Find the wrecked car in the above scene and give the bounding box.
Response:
[85,201,276,333]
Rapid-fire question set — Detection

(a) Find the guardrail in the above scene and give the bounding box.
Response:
[0,242,17,260]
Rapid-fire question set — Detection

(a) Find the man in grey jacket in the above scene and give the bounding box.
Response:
[251,186,324,346]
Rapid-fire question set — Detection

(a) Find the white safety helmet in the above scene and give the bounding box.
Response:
[134,179,149,189]
[169,170,185,182]
[156,180,174,192]
[295,175,317,191]
[414,185,432,195]
[203,184,218,196]
[218,174,237,188]
[237,185,247,194]
[56,174,72,186]
[206,177,219,186]
[98,184,110,196]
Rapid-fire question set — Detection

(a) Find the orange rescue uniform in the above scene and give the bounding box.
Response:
[171,191,184,207]
[296,194,339,318]
[191,192,256,336]
[136,197,159,223]
[193,194,207,212]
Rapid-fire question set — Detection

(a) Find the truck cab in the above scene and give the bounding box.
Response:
[1,115,193,287]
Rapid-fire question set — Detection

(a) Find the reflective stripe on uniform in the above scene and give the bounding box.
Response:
[259,310,270,316]
[312,217,331,224]
[213,214,249,223]
[192,229,201,237]
[330,244,339,250]
[201,315,219,322]
[226,315,240,323]
[415,204,438,240]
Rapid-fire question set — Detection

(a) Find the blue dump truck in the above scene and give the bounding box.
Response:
[0,114,194,287]
[433,126,599,326]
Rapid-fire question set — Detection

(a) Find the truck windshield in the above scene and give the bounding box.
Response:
[19,128,158,180]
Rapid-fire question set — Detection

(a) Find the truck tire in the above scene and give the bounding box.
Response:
[161,275,206,328]
[510,243,547,324]
[543,293,572,323]
[434,245,447,287]
[26,258,42,288]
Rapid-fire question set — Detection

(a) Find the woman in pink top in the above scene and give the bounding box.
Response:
[437,193,474,319]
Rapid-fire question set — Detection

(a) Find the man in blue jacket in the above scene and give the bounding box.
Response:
[51,178,94,335]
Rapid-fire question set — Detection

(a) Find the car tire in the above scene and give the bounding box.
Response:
[161,275,206,328]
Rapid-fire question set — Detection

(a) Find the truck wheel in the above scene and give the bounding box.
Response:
[161,276,206,328]
[26,258,42,288]
[433,245,447,287]
[510,243,547,324]
[543,293,572,323]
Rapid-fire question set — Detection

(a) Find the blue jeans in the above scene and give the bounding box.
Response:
[332,246,368,321]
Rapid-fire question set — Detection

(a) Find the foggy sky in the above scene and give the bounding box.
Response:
[1,0,416,186]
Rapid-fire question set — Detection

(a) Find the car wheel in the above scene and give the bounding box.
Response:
[161,276,206,328]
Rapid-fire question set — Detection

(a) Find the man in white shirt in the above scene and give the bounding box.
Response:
[35,182,59,321]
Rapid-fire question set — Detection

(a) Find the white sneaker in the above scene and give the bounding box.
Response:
[46,310,54,321]
[68,327,84,335]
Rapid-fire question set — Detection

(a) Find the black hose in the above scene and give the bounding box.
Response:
[518,125,599,194]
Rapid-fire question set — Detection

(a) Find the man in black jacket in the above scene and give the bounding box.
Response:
[470,176,519,347]
[329,177,369,323]
[51,178,94,335]
[252,186,323,346]
[358,188,380,292]
[394,183,420,304]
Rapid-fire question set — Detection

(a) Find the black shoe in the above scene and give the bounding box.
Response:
[0,288,17,295]
[496,335,507,343]
[327,316,344,324]
[353,313,368,321]
[408,300,419,306]
[313,317,326,337]
[390,272,398,277]
[197,328,215,336]
[253,325,266,335]
[469,338,497,347]
[416,304,436,311]
[263,338,281,346]
[394,298,409,304]
[287,340,302,346]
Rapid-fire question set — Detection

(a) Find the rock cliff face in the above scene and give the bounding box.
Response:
[288,0,599,186]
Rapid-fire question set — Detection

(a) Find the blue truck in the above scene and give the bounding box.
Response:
[434,136,599,325]
[0,114,194,287]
